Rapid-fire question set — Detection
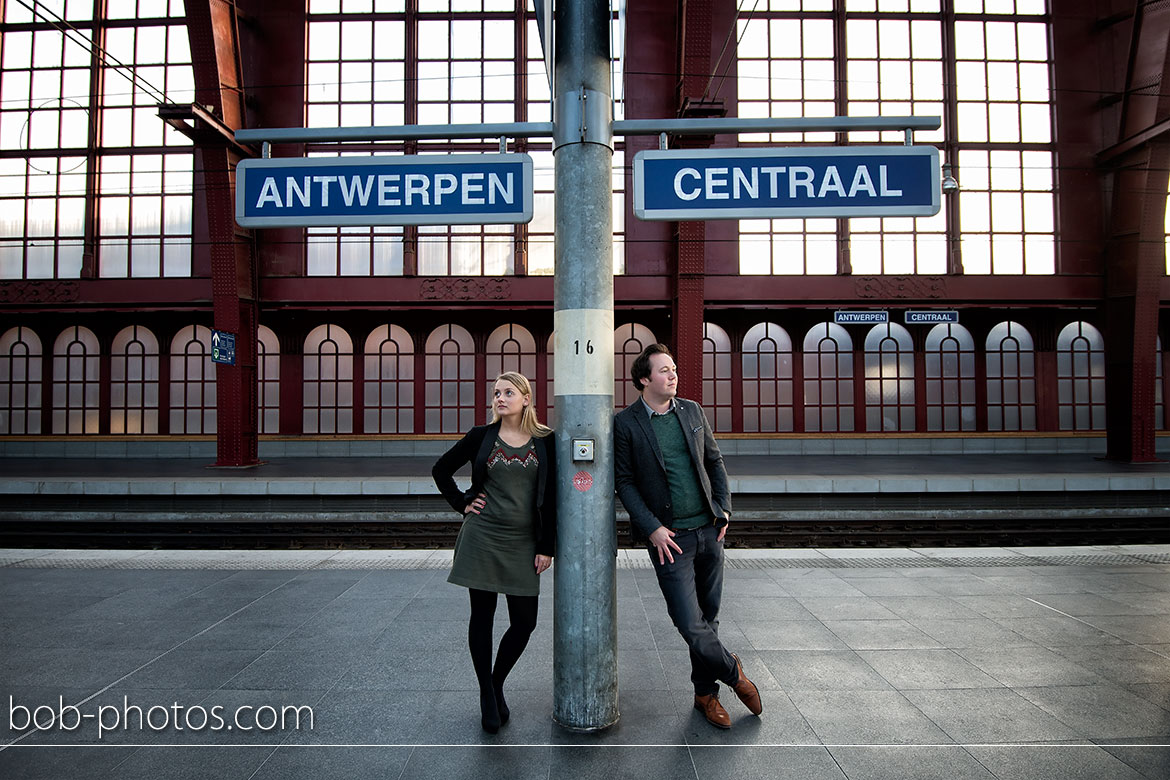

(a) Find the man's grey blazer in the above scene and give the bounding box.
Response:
[613,397,732,545]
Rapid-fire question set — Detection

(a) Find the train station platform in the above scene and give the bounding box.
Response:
[3,440,1170,546]
[3,448,1170,498]
[2,545,1170,779]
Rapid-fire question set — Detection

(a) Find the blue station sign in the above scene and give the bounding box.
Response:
[211,330,236,366]
[235,154,534,228]
[834,311,889,325]
[905,310,959,324]
[633,146,940,221]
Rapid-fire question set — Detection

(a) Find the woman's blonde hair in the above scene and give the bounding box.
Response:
[491,371,552,437]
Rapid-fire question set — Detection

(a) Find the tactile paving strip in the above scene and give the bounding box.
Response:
[0,554,441,570]
[1,552,1168,570]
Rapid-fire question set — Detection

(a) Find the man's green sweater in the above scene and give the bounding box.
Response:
[650,410,711,530]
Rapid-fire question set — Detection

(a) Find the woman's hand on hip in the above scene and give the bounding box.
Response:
[534,554,552,575]
[463,492,487,515]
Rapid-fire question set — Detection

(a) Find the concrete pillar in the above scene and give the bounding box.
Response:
[551,0,620,732]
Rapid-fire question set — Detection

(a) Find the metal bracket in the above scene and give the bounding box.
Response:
[158,102,256,158]
[553,88,613,151]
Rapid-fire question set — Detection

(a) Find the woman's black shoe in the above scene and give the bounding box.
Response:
[480,690,501,734]
[494,684,510,726]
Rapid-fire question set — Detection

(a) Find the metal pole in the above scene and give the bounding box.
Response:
[552,0,619,732]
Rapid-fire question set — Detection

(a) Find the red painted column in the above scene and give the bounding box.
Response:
[278,329,304,436]
[728,324,744,433]
[1103,145,1166,462]
[185,0,260,465]
[973,319,989,432]
[205,146,259,465]
[1090,6,1170,461]
[1034,323,1059,433]
[912,329,928,432]
[792,335,806,434]
[97,330,112,435]
[853,347,866,433]
[1162,336,1170,433]
[671,0,718,403]
[353,333,366,435]
[412,341,427,435]
[674,224,706,401]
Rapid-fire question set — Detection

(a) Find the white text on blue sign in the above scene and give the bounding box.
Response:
[633,146,940,221]
[834,311,889,324]
[905,310,959,324]
[211,330,236,366]
[236,154,533,228]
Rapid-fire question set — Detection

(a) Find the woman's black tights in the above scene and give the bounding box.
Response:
[468,588,538,732]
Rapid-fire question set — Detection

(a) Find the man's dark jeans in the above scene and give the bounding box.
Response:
[649,523,737,696]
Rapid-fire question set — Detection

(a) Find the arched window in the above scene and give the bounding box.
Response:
[304,324,354,434]
[803,323,853,432]
[486,323,537,423]
[486,323,537,383]
[52,325,100,434]
[1057,321,1105,431]
[614,323,655,410]
[986,321,1036,431]
[425,324,474,433]
[925,323,976,432]
[864,323,915,432]
[702,323,733,432]
[169,325,216,434]
[363,324,414,434]
[0,327,43,435]
[110,325,159,434]
[742,322,793,433]
[257,325,280,434]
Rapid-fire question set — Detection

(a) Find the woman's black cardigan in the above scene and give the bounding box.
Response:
[431,421,557,557]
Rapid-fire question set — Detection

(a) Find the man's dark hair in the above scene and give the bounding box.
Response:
[630,343,674,393]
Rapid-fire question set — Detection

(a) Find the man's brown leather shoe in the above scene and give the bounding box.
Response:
[730,654,763,716]
[693,694,731,729]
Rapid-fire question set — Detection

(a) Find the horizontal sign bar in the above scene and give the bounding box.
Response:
[633,146,940,221]
[235,154,533,228]
[235,123,555,144]
[834,311,889,325]
[905,310,960,324]
[233,115,941,145]
[615,115,940,136]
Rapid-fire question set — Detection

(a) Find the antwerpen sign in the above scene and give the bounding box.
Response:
[235,154,534,227]
[633,146,940,221]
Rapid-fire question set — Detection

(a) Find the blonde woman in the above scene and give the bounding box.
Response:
[432,372,557,733]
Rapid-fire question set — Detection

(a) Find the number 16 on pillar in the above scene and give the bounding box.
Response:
[553,310,614,398]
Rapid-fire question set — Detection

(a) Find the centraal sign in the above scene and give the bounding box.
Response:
[633,146,940,221]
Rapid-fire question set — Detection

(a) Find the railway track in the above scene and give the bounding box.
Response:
[3,515,1169,550]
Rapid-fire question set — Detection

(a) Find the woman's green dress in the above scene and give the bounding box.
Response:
[447,437,541,596]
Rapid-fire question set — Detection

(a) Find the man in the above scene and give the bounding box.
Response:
[613,343,762,729]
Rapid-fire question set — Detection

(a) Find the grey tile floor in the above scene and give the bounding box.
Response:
[1,547,1169,779]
